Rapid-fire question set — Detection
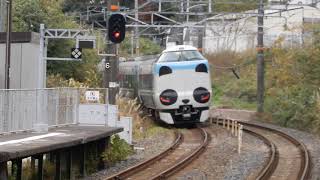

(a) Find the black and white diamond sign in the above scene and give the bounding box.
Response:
[71,48,82,59]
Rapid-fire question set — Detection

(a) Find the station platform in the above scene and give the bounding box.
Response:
[0,125,122,162]
[0,125,123,179]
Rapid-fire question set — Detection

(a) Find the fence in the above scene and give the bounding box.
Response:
[209,116,244,154]
[0,87,109,134]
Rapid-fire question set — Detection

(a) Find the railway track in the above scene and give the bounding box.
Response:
[242,122,311,180]
[105,127,209,180]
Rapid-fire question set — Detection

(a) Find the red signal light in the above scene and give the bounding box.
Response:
[108,14,126,43]
[113,32,120,39]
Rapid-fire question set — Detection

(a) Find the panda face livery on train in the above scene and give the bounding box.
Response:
[119,45,212,124]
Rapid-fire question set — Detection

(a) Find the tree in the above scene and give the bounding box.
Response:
[13,0,102,87]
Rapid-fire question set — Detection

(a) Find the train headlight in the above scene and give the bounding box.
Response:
[193,87,210,103]
[160,89,178,105]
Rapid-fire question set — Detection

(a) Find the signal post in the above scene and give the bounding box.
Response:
[104,2,126,105]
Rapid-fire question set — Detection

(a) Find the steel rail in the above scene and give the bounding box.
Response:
[241,122,311,180]
[243,128,278,180]
[105,130,182,180]
[151,128,209,180]
[214,120,278,180]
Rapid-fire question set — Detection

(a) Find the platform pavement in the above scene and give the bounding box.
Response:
[0,125,123,179]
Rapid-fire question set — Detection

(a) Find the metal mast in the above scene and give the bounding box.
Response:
[257,0,265,112]
[5,0,12,89]
[134,0,140,55]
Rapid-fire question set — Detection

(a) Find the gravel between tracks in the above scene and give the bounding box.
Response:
[83,129,175,180]
[171,125,268,180]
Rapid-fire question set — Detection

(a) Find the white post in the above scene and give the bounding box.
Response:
[227,119,230,130]
[231,120,234,135]
[235,121,238,137]
[38,24,45,88]
[158,0,161,12]
[238,125,243,154]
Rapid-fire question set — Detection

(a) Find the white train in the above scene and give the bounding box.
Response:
[119,45,212,124]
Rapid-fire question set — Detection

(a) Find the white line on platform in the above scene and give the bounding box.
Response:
[0,133,64,146]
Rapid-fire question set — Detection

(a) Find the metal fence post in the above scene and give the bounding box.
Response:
[75,88,80,124]
[55,89,59,125]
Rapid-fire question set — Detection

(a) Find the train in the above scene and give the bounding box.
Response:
[118,45,212,124]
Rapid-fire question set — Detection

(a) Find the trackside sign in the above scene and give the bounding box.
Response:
[85,91,100,101]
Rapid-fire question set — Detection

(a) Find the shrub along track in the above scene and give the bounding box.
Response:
[241,122,311,180]
[105,127,209,180]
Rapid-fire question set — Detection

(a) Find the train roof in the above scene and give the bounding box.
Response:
[163,45,198,53]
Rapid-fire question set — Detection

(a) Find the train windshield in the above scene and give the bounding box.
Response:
[157,50,205,62]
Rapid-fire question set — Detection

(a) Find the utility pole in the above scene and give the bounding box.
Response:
[257,0,265,113]
[5,0,12,89]
[0,0,6,32]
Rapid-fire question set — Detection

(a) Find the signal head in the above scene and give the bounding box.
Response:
[108,14,126,43]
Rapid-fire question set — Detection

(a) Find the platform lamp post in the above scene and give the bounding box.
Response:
[5,0,12,89]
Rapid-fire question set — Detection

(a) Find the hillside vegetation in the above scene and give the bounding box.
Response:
[206,33,320,135]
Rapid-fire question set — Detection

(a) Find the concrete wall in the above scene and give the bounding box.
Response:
[0,32,42,89]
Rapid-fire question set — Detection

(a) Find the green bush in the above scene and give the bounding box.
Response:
[206,51,257,109]
[264,44,320,134]
[102,135,134,165]
[206,43,320,134]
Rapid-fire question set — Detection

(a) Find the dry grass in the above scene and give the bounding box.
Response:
[116,96,167,140]
[204,50,256,81]
[205,50,255,67]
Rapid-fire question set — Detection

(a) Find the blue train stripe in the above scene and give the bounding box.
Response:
[154,60,209,75]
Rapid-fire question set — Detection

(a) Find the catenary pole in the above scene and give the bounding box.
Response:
[5,0,12,89]
[257,0,265,112]
[135,0,139,55]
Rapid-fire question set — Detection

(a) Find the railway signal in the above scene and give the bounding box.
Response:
[108,14,126,43]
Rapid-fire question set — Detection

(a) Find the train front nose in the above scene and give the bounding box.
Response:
[155,60,212,109]
[154,60,212,124]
